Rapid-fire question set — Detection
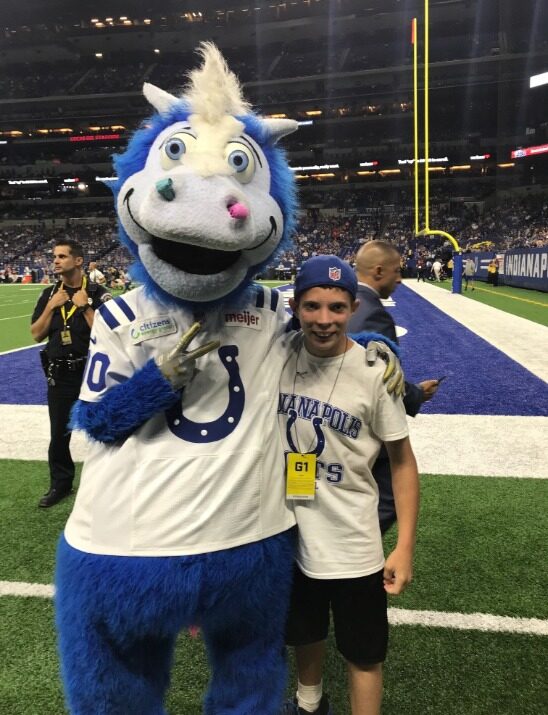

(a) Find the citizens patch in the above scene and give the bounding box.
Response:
[130,316,177,344]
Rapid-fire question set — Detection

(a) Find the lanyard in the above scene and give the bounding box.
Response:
[60,275,87,329]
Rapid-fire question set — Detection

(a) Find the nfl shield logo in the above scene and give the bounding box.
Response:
[329,266,342,281]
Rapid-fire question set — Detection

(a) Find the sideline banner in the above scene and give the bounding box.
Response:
[503,247,548,291]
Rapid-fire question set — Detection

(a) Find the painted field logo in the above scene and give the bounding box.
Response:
[224,310,261,330]
[131,316,177,344]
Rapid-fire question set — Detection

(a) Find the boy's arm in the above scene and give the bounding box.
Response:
[383,436,419,595]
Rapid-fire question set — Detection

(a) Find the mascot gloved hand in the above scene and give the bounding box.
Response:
[156,322,220,390]
[56,42,397,715]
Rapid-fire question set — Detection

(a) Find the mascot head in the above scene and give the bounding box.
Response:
[113,42,298,308]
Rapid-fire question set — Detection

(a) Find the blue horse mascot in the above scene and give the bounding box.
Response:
[56,42,299,715]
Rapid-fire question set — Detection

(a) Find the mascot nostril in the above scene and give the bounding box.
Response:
[228,202,249,220]
[156,177,175,202]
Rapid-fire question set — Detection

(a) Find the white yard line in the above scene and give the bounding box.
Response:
[0,313,33,320]
[403,281,548,383]
[2,405,547,478]
[408,413,548,478]
[1,579,545,636]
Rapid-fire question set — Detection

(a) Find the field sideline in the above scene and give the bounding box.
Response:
[0,280,547,714]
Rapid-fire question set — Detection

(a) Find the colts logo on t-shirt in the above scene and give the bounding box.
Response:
[224,310,261,330]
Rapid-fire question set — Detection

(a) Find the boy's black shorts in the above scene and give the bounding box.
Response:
[285,565,388,666]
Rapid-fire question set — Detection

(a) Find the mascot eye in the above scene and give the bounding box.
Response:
[165,138,186,160]
[225,143,255,183]
[160,132,197,170]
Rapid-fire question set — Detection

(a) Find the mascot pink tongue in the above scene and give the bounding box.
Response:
[54,42,299,715]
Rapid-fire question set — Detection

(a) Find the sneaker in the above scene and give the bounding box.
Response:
[280,695,333,715]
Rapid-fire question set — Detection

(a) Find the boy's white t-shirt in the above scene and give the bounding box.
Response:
[278,334,409,579]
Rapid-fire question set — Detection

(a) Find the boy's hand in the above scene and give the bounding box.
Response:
[383,546,414,595]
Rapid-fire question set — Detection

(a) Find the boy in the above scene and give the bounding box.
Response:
[278,255,419,715]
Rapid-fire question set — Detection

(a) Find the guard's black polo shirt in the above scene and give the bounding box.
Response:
[31,281,112,359]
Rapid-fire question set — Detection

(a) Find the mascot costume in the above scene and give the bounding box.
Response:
[55,43,402,715]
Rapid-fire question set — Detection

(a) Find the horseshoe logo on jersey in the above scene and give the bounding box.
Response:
[285,408,326,456]
[166,345,245,443]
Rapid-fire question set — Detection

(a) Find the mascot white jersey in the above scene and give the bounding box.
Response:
[55,43,400,715]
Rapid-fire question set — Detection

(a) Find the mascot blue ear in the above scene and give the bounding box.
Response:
[262,118,299,143]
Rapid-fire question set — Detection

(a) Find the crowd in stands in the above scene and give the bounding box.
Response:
[0,28,510,102]
[1,194,546,284]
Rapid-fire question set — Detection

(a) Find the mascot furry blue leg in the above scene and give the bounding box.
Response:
[55,43,401,714]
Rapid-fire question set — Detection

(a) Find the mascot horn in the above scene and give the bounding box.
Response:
[55,42,402,715]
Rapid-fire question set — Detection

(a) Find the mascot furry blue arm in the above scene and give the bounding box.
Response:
[56,43,403,715]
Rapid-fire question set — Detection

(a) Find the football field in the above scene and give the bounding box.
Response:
[0,280,547,714]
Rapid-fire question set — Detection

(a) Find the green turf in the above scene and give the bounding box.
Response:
[385,474,548,619]
[3,462,546,620]
[2,598,546,715]
[0,285,45,352]
[433,280,548,326]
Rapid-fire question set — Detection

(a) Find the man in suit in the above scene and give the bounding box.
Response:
[348,241,440,533]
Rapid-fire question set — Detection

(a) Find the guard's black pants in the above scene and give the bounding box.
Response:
[47,370,84,492]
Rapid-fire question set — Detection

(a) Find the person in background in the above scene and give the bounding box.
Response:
[279,255,419,715]
[463,252,476,291]
[487,257,499,286]
[88,261,106,285]
[30,240,112,507]
[348,241,439,533]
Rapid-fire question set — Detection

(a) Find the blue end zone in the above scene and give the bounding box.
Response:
[0,346,47,405]
[388,285,548,417]
[2,284,546,416]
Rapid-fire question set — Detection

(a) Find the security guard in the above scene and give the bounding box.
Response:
[31,239,112,507]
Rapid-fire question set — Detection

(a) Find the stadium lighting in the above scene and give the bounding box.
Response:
[529,71,548,88]
[398,156,448,164]
[305,110,322,116]
[95,53,103,58]
[144,19,152,24]
[357,171,376,176]
[511,143,548,158]
[290,164,339,171]
[91,19,99,23]
[96,176,118,183]
[450,165,471,171]
[428,166,445,172]
[379,169,400,175]
[497,163,515,168]
[154,49,161,54]
[296,120,313,126]
[8,179,48,185]
[77,183,88,191]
